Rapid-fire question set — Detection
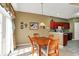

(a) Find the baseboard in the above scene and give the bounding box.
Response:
[72,39,76,40]
[16,43,30,47]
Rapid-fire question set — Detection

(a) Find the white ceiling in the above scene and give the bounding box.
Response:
[12,3,79,19]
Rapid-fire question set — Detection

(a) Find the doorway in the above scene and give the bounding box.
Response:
[74,23,79,40]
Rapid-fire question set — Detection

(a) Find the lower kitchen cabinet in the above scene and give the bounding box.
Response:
[63,33,68,46]
[68,33,72,40]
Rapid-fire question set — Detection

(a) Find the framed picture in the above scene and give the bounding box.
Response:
[20,22,24,29]
[30,22,39,30]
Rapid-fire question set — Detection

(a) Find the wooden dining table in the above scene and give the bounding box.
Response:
[32,37,52,56]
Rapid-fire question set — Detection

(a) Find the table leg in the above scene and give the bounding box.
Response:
[38,45,42,56]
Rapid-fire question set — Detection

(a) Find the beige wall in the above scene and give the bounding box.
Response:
[69,18,79,39]
[14,11,68,45]
[69,18,79,32]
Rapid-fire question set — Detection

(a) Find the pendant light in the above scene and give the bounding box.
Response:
[39,3,46,29]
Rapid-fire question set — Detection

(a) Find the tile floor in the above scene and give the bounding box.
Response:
[9,40,79,56]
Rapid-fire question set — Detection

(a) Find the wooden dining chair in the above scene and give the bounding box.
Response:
[47,39,59,56]
[28,36,35,56]
[33,33,39,37]
[48,34,54,39]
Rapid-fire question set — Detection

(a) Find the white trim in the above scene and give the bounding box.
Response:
[71,39,76,40]
[0,5,11,18]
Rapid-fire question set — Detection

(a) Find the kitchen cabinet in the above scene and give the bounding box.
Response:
[68,33,72,40]
[63,23,70,29]
[50,21,70,29]
[63,33,68,46]
[57,22,63,27]
[50,21,57,29]
[58,22,70,29]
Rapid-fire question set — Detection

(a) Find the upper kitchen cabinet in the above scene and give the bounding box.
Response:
[57,22,64,27]
[63,23,70,29]
[50,21,58,29]
[50,21,70,29]
[58,22,70,29]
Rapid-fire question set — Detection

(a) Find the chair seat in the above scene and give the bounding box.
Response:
[41,46,47,55]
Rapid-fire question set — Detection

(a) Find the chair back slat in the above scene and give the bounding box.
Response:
[47,39,59,56]
[28,36,34,46]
